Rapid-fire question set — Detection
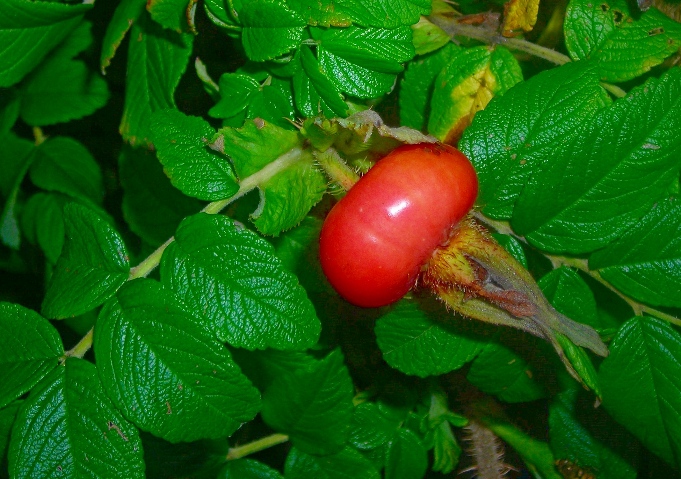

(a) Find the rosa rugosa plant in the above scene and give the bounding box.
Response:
[2,0,681,477]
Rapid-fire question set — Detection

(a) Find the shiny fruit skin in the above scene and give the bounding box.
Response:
[319,143,478,307]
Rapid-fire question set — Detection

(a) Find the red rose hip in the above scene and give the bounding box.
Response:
[319,143,478,307]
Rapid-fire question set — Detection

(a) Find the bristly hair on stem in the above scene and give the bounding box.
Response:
[461,420,514,478]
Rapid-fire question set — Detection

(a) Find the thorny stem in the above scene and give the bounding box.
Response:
[66,147,309,358]
[473,211,681,328]
[226,433,290,461]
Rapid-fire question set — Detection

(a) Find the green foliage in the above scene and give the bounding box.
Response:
[600,316,681,466]
[150,109,239,201]
[95,279,261,443]
[2,0,681,477]
[161,213,320,349]
[375,300,484,377]
[9,359,144,479]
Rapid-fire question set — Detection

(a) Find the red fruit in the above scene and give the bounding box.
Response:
[319,143,478,307]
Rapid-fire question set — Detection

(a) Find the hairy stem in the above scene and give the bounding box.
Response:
[226,433,289,461]
[69,147,309,356]
[314,147,360,191]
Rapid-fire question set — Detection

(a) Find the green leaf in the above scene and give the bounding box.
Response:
[287,0,352,26]
[273,216,331,294]
[0,133,35,249]
[147,0,196,33]
[0,401,20,461]
[599,316,681,467]
[218,458,284,479]
[428,46,523,143]
[217,119,300,177]
[209,73,296,129]
[513,69,681,253]
[120,12,193,147]
[254,159,327,235]
[410,17,449,55]
[431,418,461,474]
[20,193,65,264]
[315,26,414,99]
[19,21,109,126]
[483,416,563,479]
[100,0,146,73]
[293,46,349,117]
[316,26,414,74]
[204,0,240,32]
[348,403,400,451]
[161,213,320,350]
[539,268,602,395]
[42,203,130,319]
[261,350,354,455]
[467,339,546,403]
[332,0,430,28]
[564,0,681,82]
[0,89,20,137]
[240,0,305,62]
[549,388,637,479]
[241,76,296,129]
[231,348,316,392]
[119,145,203,246]
[217,119,325,235]
[284,446,380,479]
[95,279,261,443]
[539,267,598,327]
[209,73,260,119]
[0,303,63,409]
[150,109,239,201]
[399,43,461,132]
[492,233,528,268]
[8,359,144,479]
[385,428,428,479]
[375,300,484,377]
[0,0,91,87]
[590,197,681,308]
[458,62,610,220]
[29,137,104,206]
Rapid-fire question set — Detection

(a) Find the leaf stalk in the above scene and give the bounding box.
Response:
[69,146,309,356]
[225,433,289,461]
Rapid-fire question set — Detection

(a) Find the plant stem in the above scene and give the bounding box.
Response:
[70,146,309,357]
[62,328,94,361]
[473,212,681,328]
[314,147,360,191]
[548,255,681,327]
[429,15,628,98]
[127,147,307,280]
[33,127,46,146]
[428,15,571,65]
[226,433,289,461]
[601,82,627,98]
[203,147,306,214]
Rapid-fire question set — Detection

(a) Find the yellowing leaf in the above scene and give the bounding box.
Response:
[502,0,540,37]
[428,47,522,144]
